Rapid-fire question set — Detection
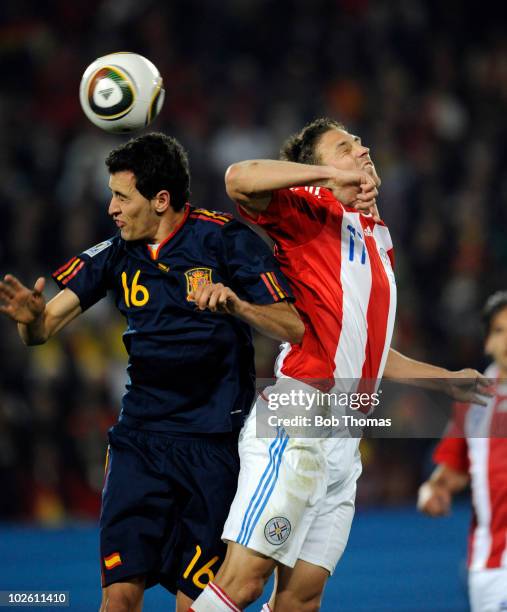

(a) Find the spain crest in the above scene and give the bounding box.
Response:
[185,267,213,301]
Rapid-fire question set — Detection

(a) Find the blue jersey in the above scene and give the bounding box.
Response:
[52,205,293,434]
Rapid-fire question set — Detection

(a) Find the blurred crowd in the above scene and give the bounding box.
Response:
[0,0,506,522]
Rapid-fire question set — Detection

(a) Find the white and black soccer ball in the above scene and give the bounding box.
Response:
[79,52,165,133]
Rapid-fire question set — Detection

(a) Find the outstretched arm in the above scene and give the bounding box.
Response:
[225,160,379,218]
[384,348,491,406]
[417,464,469,517]
[0,275,82,345]
[191,282,304,344]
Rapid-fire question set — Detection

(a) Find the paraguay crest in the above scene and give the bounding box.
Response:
[264,517,291,545]
[185,267,213,301]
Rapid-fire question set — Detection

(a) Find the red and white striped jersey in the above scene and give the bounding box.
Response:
[239,186,397,387]
[433,364,507,570]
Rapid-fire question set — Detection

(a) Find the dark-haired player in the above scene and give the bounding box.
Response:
[191,118,487,612]
[0,133,304,612]
[418,291,507,612]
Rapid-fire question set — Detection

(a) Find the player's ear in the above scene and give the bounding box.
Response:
[153,190,170,214]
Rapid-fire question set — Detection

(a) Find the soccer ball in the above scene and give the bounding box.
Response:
[79,52,165,133]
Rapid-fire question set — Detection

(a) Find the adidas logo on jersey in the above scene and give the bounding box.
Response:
[364,227,373,237]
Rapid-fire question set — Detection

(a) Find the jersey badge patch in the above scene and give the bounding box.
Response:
[185,267,213,301]
[83,240,113,258]
[264,517,291,545]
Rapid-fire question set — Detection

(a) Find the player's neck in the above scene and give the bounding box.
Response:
[151,206,187,244]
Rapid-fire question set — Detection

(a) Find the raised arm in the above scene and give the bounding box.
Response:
[225,160,377,214]
[0,275,82,345]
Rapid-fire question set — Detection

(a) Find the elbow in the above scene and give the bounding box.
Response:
[224,163,244,202]
[287,318,305,345]
[225,161,259,205]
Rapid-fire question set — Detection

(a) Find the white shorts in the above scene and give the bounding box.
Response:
[222,390,362,574]
[469,568,507,612]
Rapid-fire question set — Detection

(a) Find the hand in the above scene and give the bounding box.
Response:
[353,178,380,222]
[190,282,244,316]
[444,369,493,407]
[326,170,380,222]
[0,275,46,324]
[417,482,451,517]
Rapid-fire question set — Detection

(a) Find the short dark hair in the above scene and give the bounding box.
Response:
[105,132,190,212]
[280,117,345,164]
[482,291,507,335]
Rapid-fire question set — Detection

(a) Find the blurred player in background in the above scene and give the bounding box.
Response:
[418,291,507,612]
[0,133,304,612]
[192,118,488,612]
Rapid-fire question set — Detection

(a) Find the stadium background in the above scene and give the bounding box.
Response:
[0,1,505,610]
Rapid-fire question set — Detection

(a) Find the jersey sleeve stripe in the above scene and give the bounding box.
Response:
[266,271,287,299]
[53,256,78,277]
[191,209,232,222]
[190,213,226,226]
[200,209,232,222]
[61,260,85,285]
[56,257,82,281]
[261,273,280,302]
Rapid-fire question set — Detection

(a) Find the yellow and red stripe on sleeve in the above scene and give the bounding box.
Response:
[53,257,85,286]
[261,272,289,302]
[103,552,122,570]
[190,208,233,226]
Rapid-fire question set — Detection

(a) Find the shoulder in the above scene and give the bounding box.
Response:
[80,235,121,260]
[52,235,120,288]
[265,187,333,227]
[279,186,334,208]
[188,207,257,241]
[189,207,235,228]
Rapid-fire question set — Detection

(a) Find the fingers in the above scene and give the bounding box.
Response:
[417,486,442,516]
[0,281,15,300]
[192,283,237,313]
[208,285,231,312]
[353,181,380,221]
[474,376,494,396]
[192,283,215,310]
[425,499,449,517]
[33,277,46,295]
[417,483,451,517]
[353,200,381,222]
[450,370,495,405]
[0,287,21,321]
[356,182,378,200]
[3,274,26,292]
